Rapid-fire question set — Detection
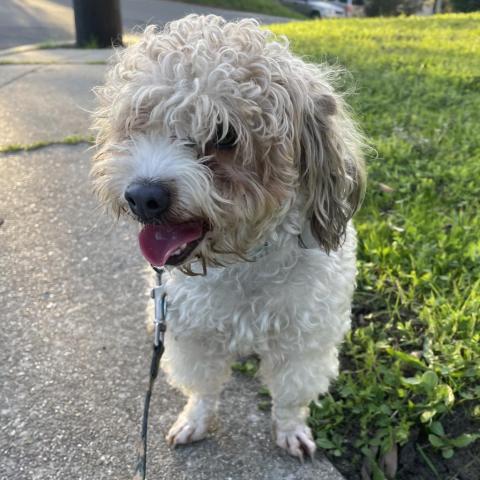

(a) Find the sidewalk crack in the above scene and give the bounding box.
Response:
[0,65,44,89]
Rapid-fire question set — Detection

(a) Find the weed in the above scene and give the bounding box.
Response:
[0,135,93,154]
[37,41,74,49]
[231,357,260,377]
[80,37,100,49]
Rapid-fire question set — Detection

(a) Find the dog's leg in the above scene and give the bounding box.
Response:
[162,332,232,446]
[260,347,339,460]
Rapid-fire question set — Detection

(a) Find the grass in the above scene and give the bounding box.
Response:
[176,0,304,18]
[267,13,480,477]
[37,41,75,49]
[0,60,108,65]
[0,135,93,154]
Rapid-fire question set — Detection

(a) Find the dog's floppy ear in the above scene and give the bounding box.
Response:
[299,82,366,252]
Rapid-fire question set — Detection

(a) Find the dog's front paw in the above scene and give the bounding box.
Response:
[275,423,316,461]
[167,413,210,445]
[166,397,216,446]
[166,414,210,446]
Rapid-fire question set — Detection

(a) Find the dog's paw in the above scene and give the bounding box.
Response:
[166,414,210,446]
[167,396,218,446]
[275,424,316,461]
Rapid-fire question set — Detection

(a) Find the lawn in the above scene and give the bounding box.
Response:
[174,0,304,18]
[268,14,480,479]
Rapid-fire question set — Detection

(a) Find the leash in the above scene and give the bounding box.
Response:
[133,266,167,480]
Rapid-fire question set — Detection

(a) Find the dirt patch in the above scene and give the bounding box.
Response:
[328,404,480,479]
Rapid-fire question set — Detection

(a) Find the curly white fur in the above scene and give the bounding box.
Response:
[92,15,366,459]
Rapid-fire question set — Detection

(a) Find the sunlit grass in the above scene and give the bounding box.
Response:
[269,13,480,474]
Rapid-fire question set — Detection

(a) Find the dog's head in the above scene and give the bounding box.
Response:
[92,15,365,271]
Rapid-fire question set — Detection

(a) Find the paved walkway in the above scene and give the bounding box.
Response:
[0,49,110,148]
[0,48,344,480]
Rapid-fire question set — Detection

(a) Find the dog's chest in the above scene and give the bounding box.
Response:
[162,233,356,354]
[164,262,297,352]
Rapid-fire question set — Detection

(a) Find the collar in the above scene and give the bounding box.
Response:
[249,222,318,262]
[248,240,276,261]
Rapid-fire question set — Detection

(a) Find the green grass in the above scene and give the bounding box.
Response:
[176,0,304,18]
[0,60,76,65]
[0,135,93,154]
[268,13,480,475]
[37,41,75,49]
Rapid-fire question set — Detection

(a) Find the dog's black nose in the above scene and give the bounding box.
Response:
[124,182,171,221]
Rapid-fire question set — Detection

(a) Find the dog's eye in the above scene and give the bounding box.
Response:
[184,141,197,149]
[202,156,217,170]
[214,125,237,150]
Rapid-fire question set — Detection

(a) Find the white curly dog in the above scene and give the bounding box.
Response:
[92,15,366,460]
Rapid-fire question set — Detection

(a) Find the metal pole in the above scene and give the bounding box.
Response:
[73,0,123,48]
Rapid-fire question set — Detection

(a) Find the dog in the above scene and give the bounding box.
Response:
[91,14,366,460]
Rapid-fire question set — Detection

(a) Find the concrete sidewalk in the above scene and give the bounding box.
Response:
[0,48,112,149]
[0,47,344,480]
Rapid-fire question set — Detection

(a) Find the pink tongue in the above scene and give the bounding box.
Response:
[139,222,204,266]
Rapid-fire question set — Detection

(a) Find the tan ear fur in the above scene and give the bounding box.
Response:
[300,85,366,252]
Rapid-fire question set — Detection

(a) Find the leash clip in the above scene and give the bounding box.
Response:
[134,266,168,480]
[150,267,167,348]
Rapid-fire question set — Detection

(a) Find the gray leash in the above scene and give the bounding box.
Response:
[133,266,167,480]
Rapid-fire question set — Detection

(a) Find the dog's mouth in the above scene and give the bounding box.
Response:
[138,221,206,267]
